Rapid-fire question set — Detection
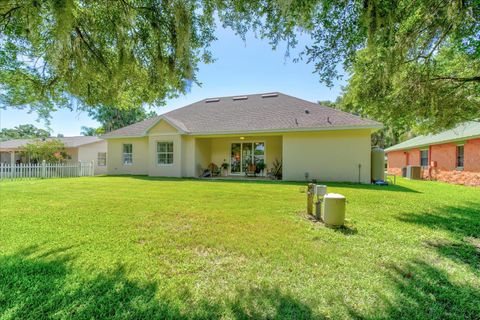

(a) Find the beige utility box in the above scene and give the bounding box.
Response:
[322,193,346,227]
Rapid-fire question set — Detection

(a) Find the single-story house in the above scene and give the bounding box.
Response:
[385,121,480,186]
[102,92,382,183]
[0,136,108,175]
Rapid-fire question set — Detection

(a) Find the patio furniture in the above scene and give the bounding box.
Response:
[208,163,221,177]
[245,164,257,177]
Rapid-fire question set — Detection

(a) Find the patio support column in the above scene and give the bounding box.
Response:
[10,151,15,164]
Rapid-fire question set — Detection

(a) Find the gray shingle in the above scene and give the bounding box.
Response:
[385,121,480,152]
[0,136,102,150]
[102,92,382,138]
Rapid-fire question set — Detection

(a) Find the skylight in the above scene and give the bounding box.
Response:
[261,93,278,98]
[232,96,248,101]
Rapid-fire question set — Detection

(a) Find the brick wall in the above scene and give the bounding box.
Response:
[465,138,480,171]
[430,143,456,170]
[386,138,480,186]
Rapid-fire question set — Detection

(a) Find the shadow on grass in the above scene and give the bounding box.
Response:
[0,245,317,319]
[348,259,480,319]
[97,175,421,193]
[397,202,480,271]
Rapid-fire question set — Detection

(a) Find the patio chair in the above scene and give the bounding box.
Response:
[244,164,257,177]
[207,163,221,177]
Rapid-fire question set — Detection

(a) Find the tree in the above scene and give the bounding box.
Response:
[81,126,104,136]
[219,0,479,131]
[2,1,478,131]
[81,105,157,135]
[0,124,50,141]
[1,0,216,116]
[20,139,70,163]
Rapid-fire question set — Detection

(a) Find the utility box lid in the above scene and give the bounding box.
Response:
[314,185,327,196]
[324,193,345,199]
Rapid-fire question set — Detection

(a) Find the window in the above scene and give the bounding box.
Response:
[456,145,464,168]
[97,152,107,166]
[420,149,429,167]
[123,144,133,165]
[157,142,173,165]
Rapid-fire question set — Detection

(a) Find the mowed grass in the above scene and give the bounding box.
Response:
[0,176,479,319]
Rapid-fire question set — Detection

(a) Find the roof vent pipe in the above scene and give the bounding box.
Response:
[205,98,220,103]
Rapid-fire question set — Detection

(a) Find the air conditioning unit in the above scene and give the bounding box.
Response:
[406,165,422,180]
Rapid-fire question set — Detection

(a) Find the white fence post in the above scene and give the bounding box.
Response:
[41,160,46,179]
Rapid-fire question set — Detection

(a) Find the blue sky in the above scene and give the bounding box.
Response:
[0,27,346,136]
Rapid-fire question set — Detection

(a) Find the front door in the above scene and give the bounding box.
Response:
[230,142,265,175]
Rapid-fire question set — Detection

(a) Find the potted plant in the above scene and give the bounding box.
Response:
[220,160,229,176]
[255,159,266,175]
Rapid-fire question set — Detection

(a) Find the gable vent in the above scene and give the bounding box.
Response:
[233,96,248,101]
[205,98,220,103]
[261,93,278,98]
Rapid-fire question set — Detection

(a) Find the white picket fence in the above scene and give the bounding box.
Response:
[0,160,94,180]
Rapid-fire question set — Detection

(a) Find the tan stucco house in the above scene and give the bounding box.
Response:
[0,136,108,175]
[102,92,382,182]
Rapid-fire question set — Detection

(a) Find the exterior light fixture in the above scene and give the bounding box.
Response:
[240,137,245,140]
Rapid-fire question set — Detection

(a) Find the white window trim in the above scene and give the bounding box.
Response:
[97,152,107,167]
[123,144,133,166]
[156,141,174,166]
[456,144,465,169]
[420,149,429,168]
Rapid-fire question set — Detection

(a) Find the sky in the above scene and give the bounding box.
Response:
[0,27,346,136]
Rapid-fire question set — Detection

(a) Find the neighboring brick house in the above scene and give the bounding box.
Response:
[385,121,480,186]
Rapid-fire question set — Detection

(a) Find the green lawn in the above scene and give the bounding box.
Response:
[0,176,479,319]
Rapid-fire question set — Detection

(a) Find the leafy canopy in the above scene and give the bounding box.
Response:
[20,139,70,163]
[1,0,479,131]
[81,105,157,135]
[1,0,216,116]
[0,124,50,141]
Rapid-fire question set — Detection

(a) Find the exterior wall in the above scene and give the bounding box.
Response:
[386,150,405,176]
[465,138,480,171]
[66,148,79,162]
[430,143,456,170]
[195,138,211,176]
[107,137,148,175]
[77,140,108,175]
[147,120,182,177]
[282,129,371,183]
[387,138,480,186]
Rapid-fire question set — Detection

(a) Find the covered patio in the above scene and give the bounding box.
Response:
[193,135,283,178]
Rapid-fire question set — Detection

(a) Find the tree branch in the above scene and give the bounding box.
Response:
[74,26,110,72]
[431,76,480,82]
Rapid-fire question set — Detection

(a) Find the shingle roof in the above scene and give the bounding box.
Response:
[101,92,382,138]
[0,136,103,150]
[385,121,480,152]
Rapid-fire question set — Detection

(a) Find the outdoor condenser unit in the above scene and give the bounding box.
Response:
[406,165,422,180]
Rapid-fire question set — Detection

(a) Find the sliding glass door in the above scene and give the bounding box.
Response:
[230,142,265,174]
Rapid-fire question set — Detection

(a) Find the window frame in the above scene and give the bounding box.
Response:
[122,144,133,165]
[97,152,107,166]
[420,149,429,168]
[456,144,464,169]
[156,141,174,166]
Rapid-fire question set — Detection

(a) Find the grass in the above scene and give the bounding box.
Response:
[0,176,479,319]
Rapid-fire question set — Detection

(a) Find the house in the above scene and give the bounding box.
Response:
[385,121,480,186]
[101,92,382,182]
[0,136,108,175]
